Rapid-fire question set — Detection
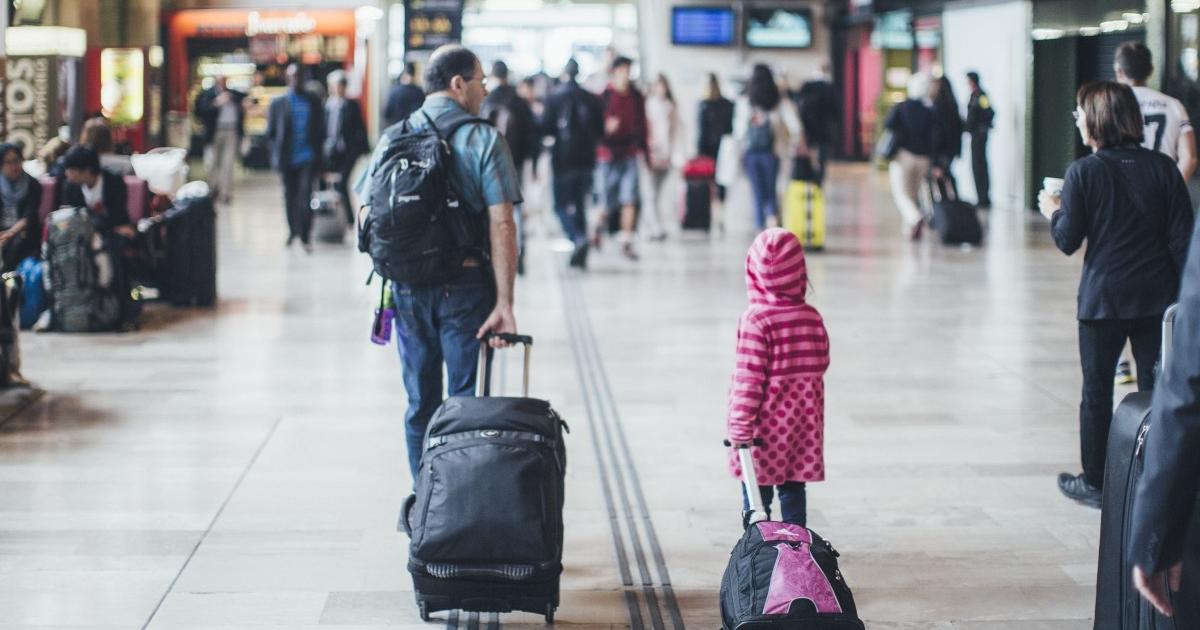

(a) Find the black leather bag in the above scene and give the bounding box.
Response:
[927,175,982,245]
[403,335,567,623]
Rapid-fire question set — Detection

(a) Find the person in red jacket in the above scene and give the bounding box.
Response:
[596,56,648,261]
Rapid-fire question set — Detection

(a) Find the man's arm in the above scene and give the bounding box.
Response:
[477,201,518,348]
[1177,129,1197,182]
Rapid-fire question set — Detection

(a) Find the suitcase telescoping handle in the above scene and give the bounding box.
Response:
[724,438,767,525]
[476,333,534,397]
[1161,303,1179,372]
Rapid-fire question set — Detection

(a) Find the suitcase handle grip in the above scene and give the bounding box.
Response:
[726,439,768,525]
[477,333,533,397]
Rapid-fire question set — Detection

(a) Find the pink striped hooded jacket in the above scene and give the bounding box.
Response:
[727,228,830,485]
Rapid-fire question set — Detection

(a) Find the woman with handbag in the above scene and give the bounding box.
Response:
[1038,81,1194,508]
[880,74,937,240]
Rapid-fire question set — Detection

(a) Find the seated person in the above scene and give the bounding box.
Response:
[0,143,42,269]
[80,117,133,175]
[60,146,134,240]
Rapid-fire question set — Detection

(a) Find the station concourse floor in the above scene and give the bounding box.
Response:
[2,163,1109,629]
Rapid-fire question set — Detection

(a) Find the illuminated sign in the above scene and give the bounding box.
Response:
[5,57,53,158]
[405,0,463,51]
[100,48,145,125]
[246,11,317,36]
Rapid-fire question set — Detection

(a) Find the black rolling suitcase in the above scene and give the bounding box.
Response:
[402,334,567,623]
[926,175,982,246]
[719,443,864,630]
[163,190,217,306]
[1095,304,1200,630]
[682,180,713,231]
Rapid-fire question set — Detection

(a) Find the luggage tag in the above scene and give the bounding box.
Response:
[370,277,395,346]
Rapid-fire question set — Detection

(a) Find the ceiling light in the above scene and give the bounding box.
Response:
[1100,20,1129,32]
[1032,28,1066,40]
[1079,26,1102,36]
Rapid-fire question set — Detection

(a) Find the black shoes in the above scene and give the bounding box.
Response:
[1058,472,1102,509]
[568,243,589,270]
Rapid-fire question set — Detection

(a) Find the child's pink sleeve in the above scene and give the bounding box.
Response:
[727,315,768,442]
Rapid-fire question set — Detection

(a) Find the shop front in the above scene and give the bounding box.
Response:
[4,26,87,158]
[163,9,360,168]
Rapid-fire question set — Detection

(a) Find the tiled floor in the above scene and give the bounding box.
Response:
[0,163,1113,628]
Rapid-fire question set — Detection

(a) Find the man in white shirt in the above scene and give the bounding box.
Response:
[1113,41,1197,384]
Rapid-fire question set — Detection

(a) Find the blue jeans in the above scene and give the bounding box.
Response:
[742,481,807,526]
[744,150,780,230]
[553,168,592,245]
[393,271,495,479]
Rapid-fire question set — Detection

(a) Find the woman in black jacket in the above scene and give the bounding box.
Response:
[697,72,734,205]
[1039,81,1194,508]
[0,143,41,270]
[930,77,964,183]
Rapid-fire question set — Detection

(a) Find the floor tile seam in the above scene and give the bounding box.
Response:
[976,350,1077,410]
[556,262,646,630]
[138,415,285,630]
[564,269,684,630]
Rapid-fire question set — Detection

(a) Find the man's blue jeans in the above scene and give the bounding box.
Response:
[393,271,495,479]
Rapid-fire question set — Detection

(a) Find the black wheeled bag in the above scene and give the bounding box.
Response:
[163,191,217,307]
[402,334,567,623]
[1095,305,1200,630]
[926,175,982,246]
[720,444,864,630]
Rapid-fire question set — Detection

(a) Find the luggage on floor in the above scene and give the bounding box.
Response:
[1095,305,1200,630]
[681,179,713,231]
[15,257,44,330]
[311,189,346,244]
[783,179,826,250]
[44,207,124,332]
[926,175,982,246]
[402,334,566,623]
[720,444,864,630]
[163,184,217,307]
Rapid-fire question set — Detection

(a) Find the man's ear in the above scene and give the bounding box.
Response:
[449,74,465,93]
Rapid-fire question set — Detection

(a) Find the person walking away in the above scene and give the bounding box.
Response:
[1038,81,1193,508]
[384,63,426,128]
[644,74,679,242]
[482,61,539,274]
[965,72,994,208]
[1113,41,1198,385]
[194,75,247,204]
[267,64,324,253]
[882,74,937,240]
[0,143,41,270]
[726,228,830,526]
[929,77,964,199]
[734,64,802,231]
[796,63,838,184]
[323,70,370,226]
[596,56,648,261]
[542,58,604,269]
[1128,218,1200,620]
[357,44,522,478]
[698,73,734,231]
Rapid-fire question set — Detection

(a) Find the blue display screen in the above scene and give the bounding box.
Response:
[672,6,736,47]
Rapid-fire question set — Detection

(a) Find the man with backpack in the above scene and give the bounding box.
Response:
[357,44,522,478]
[542,58,604,269]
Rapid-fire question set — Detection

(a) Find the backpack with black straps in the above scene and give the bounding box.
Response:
[359,111,489,286]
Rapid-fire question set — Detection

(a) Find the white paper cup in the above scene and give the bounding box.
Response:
[1043,177,1065,196]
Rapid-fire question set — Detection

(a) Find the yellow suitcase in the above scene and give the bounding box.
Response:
[783,180,826,250]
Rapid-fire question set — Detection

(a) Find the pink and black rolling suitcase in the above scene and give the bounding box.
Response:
[719,443,864,630]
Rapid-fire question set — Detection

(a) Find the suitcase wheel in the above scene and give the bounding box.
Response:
[419,600,431,622]
[545,603,555,624]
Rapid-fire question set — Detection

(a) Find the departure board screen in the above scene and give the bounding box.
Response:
[671,6,736,47]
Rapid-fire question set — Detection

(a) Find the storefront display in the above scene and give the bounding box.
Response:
[101,48,145,126]
[4,26,85,158]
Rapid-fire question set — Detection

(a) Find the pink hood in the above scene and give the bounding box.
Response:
[745,228,808,306]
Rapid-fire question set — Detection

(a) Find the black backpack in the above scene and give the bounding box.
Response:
[552,91,599,167]
[358,112,488,286]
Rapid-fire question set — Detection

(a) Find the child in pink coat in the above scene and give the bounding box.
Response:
[727,228,830,526]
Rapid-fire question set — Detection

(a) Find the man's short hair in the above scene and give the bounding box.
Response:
[1115,41,1153,82]
[563,58,580,79]
[611,56,633,72]
[424,45,479,95]
[327,69,348,88]
[62,146,101,173]
[491,60,509,81]
[966,71,980,85]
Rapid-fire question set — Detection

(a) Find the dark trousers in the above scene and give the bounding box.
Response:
[281,162,315,243]
[970,130,990,207]
[335,163,356,226]
[552,167,592,246]
[742,481,807,526]
[392,271,495,479]
[1078,317,1162,487]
